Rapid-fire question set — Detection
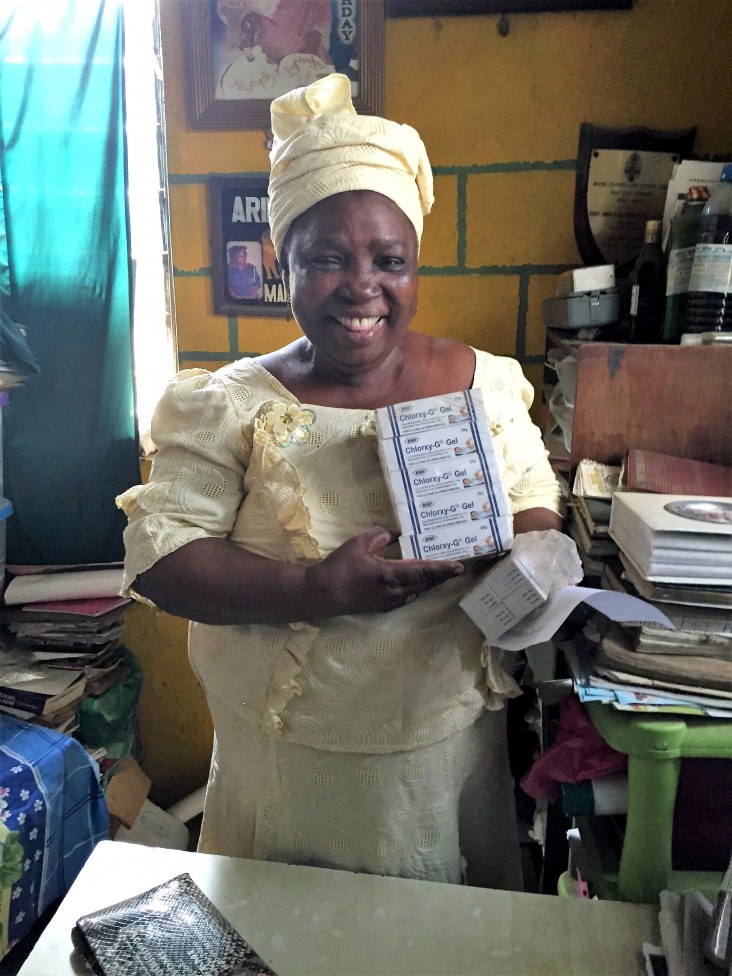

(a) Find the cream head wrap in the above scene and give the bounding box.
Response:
[268,74,434,258]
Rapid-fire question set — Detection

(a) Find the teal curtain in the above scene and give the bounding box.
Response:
[0,0,140,565]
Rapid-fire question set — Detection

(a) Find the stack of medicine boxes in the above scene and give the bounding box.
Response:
[375,390,513,561]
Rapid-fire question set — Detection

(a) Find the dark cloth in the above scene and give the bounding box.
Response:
[228,263,261,299]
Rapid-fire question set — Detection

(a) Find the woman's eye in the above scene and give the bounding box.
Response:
[311,254,342,269]
[378,256,406,270]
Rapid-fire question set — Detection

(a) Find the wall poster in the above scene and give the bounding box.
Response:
[209,176,289,316]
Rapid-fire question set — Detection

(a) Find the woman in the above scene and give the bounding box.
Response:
[117,75,563,889]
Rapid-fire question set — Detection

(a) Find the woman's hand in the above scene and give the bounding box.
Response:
[513,507,564,536]
[304,526,465,617]
[134,531,463,626]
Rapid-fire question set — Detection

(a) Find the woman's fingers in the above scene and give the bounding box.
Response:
[378,553,464,611]
[306,527,465,617]
[392,557,465,583]
[353,525,398,555]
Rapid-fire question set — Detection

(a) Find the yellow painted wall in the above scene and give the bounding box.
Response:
[132,0,732,806]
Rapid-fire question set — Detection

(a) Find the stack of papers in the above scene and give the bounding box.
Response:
[0,565,130,731]
[562,637,732,719]
[572,459,621,499]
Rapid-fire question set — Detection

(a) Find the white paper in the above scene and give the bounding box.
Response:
[3,568,124,605]
[487,586,673,651]
[572,459,621,499]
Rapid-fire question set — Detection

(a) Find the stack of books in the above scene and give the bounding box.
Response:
[0,565,130,735]
[563,453,732,718]
[567,459,621,584]
[609,492,732,588]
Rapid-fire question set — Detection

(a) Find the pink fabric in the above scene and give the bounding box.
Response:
[520,695,627,802]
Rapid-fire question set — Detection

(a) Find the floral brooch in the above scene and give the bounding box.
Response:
[254,400,316,448]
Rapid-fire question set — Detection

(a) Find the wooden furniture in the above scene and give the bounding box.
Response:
[569,342,732,473]
[19,841,660,976]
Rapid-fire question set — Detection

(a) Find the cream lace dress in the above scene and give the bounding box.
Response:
[118,349,562,888]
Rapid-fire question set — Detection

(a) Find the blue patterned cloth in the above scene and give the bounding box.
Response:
[0,715,108,955]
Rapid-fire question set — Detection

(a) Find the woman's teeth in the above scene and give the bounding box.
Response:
[338,316,383,331]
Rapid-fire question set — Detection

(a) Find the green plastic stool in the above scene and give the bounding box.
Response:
[583,702,732,904]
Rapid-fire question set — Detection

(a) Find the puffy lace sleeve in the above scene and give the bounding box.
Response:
[116,368,251,597]
[472,349,563,516]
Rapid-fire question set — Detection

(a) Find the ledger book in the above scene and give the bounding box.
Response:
[609,492,732,585]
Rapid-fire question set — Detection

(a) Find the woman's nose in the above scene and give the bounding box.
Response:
[339,261,380,300]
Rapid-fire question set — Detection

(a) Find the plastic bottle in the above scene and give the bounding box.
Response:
[684,163,732,334]
[628,219,666,343]
[661,185,710,343]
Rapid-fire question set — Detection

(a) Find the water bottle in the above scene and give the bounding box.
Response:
[684,163,732,334]
[628,219,666,343]
[661,185,710,343]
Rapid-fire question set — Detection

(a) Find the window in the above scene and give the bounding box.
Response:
[124,0,176,454]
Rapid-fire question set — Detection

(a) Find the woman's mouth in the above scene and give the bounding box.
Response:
[336,316,385,335]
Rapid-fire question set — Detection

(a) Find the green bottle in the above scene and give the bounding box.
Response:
[661,185,710,343]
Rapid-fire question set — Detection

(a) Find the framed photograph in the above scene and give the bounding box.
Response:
[387,1,632,14]
[209,176,289,316]
[183,0,384,130]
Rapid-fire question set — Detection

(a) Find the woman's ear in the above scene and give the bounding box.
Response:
[278,254,292,319]
[279,254,290,290]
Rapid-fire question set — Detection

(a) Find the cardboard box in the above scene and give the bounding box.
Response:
[376,390,486,438]
[105,755,151,830]
[376,390,513,560]
[401,517,513,561]
[392,484,503,535]
[459,551,549,641]
[556,264,615,296]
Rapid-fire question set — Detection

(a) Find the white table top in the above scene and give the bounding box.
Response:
[19,841,658,975]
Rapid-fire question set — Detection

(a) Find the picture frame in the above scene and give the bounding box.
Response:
[183,0,384,130]
[209,176,289,316]
[386,0,632,14]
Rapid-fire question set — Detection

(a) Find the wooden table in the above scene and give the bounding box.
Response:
[19,840,659,975]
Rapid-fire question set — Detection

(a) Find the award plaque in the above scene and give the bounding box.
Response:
[574,123,697,275]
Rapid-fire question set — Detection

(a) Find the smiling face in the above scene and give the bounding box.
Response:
[280,191,419,385]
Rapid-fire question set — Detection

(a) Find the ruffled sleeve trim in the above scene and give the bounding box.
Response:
[251,433,323,563]
[480,642,523,710]
[262,621,322,735]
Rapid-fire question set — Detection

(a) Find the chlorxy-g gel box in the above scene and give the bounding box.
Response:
[376,390,483,437]
[401,520,513,561]
[376,390,513,560]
